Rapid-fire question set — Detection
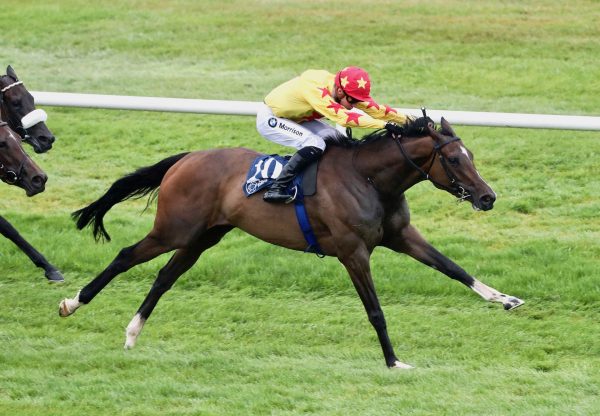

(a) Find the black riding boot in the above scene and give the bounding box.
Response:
[263,146,323,204]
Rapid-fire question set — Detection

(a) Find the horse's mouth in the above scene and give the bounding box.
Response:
[25,137,53,154]
[452,186,494,211]
[22,181,46,197]
[25,187,44,197]
[453,185,473,205]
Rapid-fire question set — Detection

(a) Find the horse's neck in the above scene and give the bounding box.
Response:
[354,135,433,196]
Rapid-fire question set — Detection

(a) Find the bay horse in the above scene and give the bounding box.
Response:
[0,66,63,282]
[60,117,523,368]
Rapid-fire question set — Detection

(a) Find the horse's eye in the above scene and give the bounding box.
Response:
[448,157,459,166]
[0,141,7,148]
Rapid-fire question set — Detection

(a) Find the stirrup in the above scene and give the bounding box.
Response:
[263,185,298,204]
[284,185,298,204]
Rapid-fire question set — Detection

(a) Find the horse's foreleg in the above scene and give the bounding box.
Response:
[0,215,64,282]
[59,234,171,317]
[125,226,232,349]
[340,246,413,369]
[383,224,524,310]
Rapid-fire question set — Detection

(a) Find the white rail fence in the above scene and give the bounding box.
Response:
[32,91,600,131]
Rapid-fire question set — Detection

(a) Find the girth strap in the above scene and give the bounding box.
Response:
[292,174,324,258]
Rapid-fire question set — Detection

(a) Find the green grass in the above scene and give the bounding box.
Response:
[1,1,599,415]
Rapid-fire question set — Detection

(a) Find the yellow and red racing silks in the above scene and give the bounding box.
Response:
[264,70,409,129]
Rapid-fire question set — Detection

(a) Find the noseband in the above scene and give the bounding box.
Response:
[0,121,25,185]
[392,132,470,200]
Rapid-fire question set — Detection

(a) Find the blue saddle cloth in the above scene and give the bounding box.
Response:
[243,155,290,197]
[243,154,324,257]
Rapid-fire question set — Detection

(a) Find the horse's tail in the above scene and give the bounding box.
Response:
[72,152,190,242]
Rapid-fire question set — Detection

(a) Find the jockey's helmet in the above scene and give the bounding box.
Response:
[334,66,373,103]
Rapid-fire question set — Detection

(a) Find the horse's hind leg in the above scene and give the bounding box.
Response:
[59,233,172,317]
[0,215,64,282]
[383,224,524,310]
[125,226,233,349]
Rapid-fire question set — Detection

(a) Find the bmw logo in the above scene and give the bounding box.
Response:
[268,117,278,128]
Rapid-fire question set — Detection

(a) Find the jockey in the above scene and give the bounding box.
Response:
[257,66,412,203]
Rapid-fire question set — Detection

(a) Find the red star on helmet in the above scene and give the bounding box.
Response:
[335,67,373,102]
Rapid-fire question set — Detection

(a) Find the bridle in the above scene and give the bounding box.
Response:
[392,131,471,202]
[0,120,25,185]
[0,77,47,144]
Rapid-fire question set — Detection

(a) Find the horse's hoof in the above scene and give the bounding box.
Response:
[390,360,414,369]
[58,300,71,317]
[503,297,525,311]
[59,297,80,317]
[46,269,65,283]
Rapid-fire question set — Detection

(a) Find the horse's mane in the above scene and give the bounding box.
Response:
[324,116,434,148]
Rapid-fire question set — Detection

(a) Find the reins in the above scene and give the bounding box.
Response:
[392,132,465,196]
[392,134,470,202]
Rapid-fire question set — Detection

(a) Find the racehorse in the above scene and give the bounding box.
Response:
[60,117,523,368]
[0,66,63,282]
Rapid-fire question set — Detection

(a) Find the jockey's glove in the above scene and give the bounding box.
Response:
[410,116,431,131]
[384,122,404,136]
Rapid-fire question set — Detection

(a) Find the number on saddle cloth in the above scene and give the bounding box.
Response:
[243,154,289,196]
[242,154,319,197]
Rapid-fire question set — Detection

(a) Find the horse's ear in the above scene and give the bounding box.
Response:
[426,120,437,135]
[6,65,18,80]
[440,117,456,137]
[427,121,445,143]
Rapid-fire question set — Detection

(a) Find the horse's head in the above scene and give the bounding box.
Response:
[0,121,47,196]
[423,118,496,211]
[0,66,55,154]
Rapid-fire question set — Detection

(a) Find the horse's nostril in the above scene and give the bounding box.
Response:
[480,193,496,208]
[31,174,47,188]
[40,136,55,145]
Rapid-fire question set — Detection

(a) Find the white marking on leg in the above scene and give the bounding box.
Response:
[392,360,414,369]
[471,280,524,310]
[471,280,500,301]
[124,313,146,350]
[59,291,82,317]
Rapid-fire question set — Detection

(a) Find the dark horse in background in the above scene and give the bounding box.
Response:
[0,65,63,282]
[60,117,523,368]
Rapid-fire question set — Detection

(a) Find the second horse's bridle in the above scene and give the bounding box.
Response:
[0,121,25,184]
